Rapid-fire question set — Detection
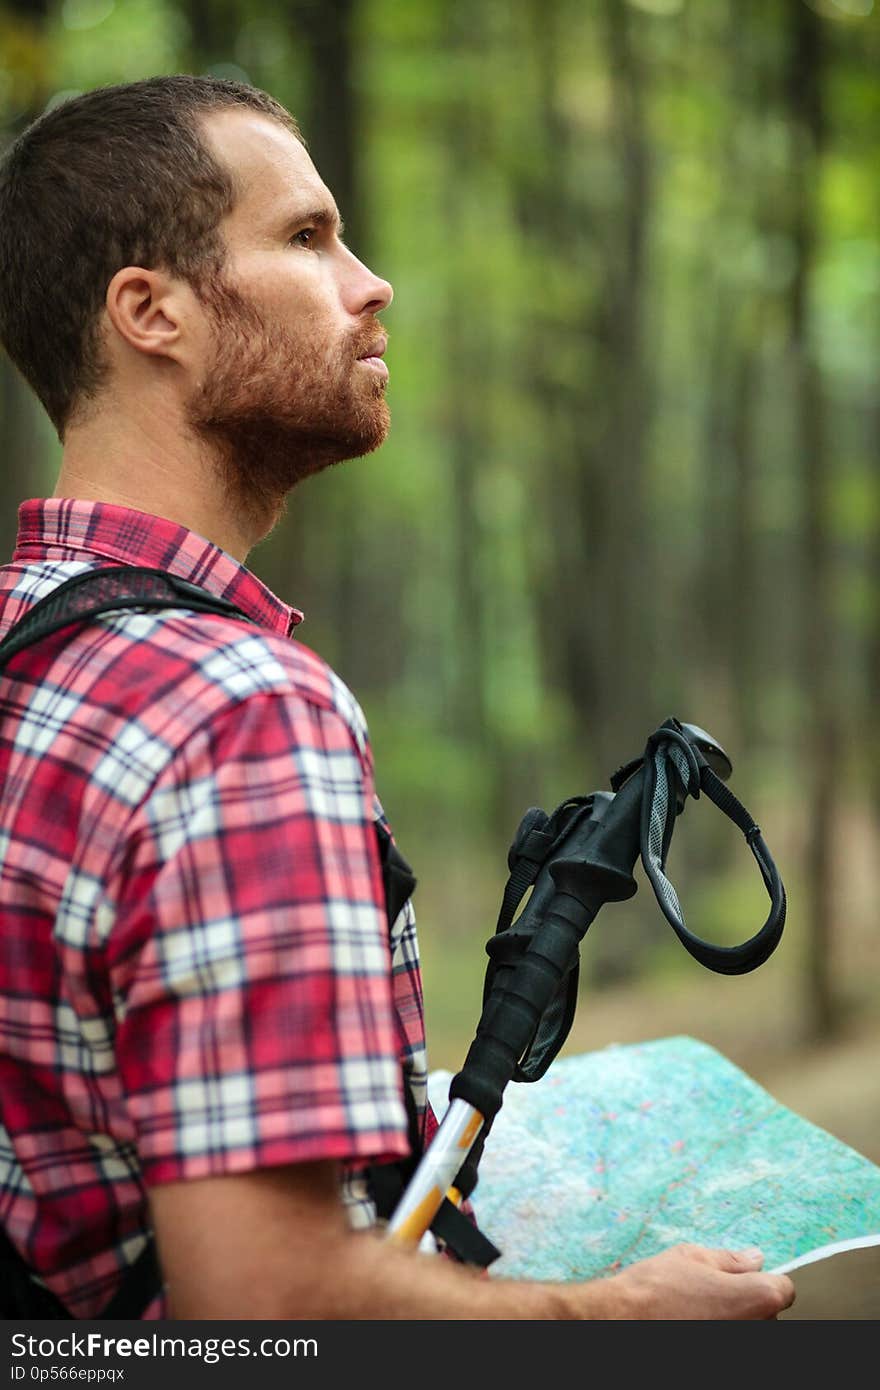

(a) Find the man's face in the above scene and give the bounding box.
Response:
[186,108,394,526]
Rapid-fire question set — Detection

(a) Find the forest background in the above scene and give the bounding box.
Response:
[0,0,878,1315]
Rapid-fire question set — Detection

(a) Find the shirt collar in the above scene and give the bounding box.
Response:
[13,498,304,637]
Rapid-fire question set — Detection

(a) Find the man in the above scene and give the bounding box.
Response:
[0,75,794,1319]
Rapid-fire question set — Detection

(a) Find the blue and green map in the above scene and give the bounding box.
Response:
[429,1036,880,1281]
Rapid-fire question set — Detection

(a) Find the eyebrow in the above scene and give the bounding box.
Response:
[281,206,345,238]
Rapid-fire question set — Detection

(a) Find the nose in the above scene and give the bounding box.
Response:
[340,245,393,316]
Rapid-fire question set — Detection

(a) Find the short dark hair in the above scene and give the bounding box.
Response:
[0,74,303,440]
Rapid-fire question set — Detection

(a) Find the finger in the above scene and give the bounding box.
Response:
[726,1247,765,1271]
[770,1273,796,1309]
[690,1245,765,1272]
[731,1272,796,1318]
[745,1272,797,1316]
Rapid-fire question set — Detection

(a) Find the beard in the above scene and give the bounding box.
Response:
[184,275,390,535]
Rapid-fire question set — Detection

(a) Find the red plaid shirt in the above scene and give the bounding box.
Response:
[0,498,432,1317]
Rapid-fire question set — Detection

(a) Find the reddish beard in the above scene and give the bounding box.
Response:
[185,276,389,532]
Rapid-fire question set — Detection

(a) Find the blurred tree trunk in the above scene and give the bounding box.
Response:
[443,128,490,743]
[184,0,242,64]
[700,315,737,710]
[788,0,837,1039]
[517,0,653,781]
[596,0,652,758]
[699,0,764,754]
[518,2,599,743]
[514,0,656,978]
[869,392,880,822]
[700,318,762,756]
[0,0,53,562]
[728,330,761,747]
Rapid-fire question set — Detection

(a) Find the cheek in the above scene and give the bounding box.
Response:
[272,289,347,355]
[238,258,351,360]
[267,256,342,317]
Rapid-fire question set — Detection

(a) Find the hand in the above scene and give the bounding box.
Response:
[604,1243,795,1320]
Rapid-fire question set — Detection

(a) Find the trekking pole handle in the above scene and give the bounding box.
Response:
[448,768,645,1128]
[386,772,648,1252]
[385,1099,484,1249]
[385,874,618,1253]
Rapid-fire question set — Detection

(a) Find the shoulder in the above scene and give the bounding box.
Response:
[0,559,373,780]
[103,607,374,765]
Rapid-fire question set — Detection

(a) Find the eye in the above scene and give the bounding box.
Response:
[290,227,318,249]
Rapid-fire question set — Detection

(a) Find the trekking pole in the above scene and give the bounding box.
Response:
[386,716,786,1252]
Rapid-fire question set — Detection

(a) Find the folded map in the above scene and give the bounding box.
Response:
[427,1036,880,1282]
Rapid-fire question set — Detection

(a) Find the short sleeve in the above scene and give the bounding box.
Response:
[100,691,410,1186]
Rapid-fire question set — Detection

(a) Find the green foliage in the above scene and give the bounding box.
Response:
[48,0,187,89]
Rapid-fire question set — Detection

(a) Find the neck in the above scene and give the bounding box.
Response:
[55,406,276,564]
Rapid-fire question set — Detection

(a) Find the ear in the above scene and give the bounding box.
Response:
[104,266,193,363]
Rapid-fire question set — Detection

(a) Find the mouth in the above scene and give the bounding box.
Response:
[357,335,389,379]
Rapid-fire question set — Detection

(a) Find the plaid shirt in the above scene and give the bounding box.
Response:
[0,498,431,1318]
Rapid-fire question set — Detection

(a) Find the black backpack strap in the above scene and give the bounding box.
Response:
[0,565,251,671]
[374,820,417,926]
[0,1223,73,1319]
[100,1235,163,1320]
[0,1222,162,1321]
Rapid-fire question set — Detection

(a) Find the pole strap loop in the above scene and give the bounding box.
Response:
[640,720,787,975]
